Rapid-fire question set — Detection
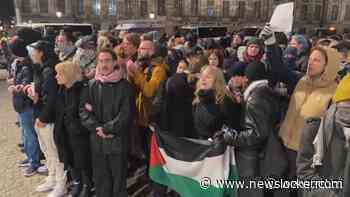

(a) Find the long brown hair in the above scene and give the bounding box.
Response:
[208,49,224,68]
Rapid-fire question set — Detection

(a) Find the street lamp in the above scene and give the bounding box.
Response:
[56,11,63,18]
[149,13,155,19]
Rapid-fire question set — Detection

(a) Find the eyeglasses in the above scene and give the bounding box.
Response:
[98,59,114,64]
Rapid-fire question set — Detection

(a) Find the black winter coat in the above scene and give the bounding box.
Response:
[152,73,195,138]
[12,58,33,113]
[54,82,91,170]
[233,84,280,150]
[227,82,288,179]
[80,79,136,155]
[193,89,242,139]
[33,58,59,123]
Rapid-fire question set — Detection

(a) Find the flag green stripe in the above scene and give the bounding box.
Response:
[150,165,237,197]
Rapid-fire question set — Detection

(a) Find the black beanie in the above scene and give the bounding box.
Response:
[245,61,268,82]
[9,38,28,57]
[16,27,42,45]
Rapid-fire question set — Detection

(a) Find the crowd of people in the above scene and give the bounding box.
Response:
[3,23,350,197]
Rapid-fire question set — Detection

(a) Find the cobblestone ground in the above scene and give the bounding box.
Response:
[0,70,47,197]
[0,70,153,197]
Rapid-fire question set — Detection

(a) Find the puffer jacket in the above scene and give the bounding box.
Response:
[80,79,136,155]
[297,103,350,197]
[279,48,340,151]
[12,58,33,113]
[33,58,59,123]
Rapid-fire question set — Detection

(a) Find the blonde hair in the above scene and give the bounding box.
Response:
[193,66,227,105]
[55,62,83,88]
[97,36,111,51]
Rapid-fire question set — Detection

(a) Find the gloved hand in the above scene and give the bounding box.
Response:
[221,125,238,146]
[259,23,276,46]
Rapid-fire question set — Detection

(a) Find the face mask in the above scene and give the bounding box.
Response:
[26,46,34,59]
[73,48,96,69]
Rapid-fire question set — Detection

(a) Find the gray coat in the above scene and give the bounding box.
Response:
[297,103,350,197]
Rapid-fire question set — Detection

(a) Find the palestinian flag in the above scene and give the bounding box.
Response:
[149,130,238,197]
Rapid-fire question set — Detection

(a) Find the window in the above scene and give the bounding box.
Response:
[21,0,31,13]
[223,1,230,17]
[108,0,117,16]
[174,0,183,16]
[57,0,66,13]
[158,0,166,16]
[92,0,100,16]
[345,5,350,20]
[140,1,148,17]
[314,5,321,20]
[238,1,245,19]
[39,0,48,13]
[301,4,308,20]
[207,0,215,17]
[331,5,339,21]
[117,1,124,17]
[254,1,261,19]
[125,0,138,17]
[78,0,84,15]
[191,0,199,16]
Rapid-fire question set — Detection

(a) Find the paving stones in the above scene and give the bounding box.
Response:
[0,81,47,197]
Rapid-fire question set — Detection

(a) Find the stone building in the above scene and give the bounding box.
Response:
[13,0,350,34]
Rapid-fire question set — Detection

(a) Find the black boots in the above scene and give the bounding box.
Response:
[70,181,82,197]
[78,184,92,197]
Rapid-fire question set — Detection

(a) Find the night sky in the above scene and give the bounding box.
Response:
[0,0,15,20]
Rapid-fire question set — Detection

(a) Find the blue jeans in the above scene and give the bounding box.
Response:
[19,109,41,168]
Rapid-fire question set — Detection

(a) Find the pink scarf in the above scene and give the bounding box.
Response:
[95,66,124,83]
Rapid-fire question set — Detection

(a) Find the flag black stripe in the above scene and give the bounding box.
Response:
[155,130,227,162]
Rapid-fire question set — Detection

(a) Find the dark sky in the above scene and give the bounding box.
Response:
[0,0,15,20]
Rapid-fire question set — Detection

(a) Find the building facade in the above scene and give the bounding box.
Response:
[13,0,350,34]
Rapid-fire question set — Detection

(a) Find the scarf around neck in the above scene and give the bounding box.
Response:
[95,66,124,83]
[243,51,263,64]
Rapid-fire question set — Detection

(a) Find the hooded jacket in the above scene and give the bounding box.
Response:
[333,73,350,103]
[279,48,340,151]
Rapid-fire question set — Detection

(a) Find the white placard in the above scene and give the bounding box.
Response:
[270,2,294,33]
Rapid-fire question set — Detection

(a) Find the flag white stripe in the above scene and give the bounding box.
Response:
[158,147,234,188]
